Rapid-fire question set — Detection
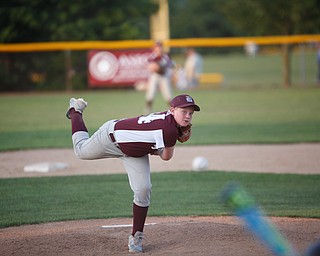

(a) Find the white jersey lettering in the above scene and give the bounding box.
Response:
[138,113,166,124]
[114,129,164,149]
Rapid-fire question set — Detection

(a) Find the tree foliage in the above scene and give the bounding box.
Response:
[221,0,320,36]
[169,0,320,38]
[169,0,237,38]
[0,0,158,43]
[1,0,319,43]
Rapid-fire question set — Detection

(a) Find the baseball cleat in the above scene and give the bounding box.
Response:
[66,98,88,119]
[128,231,144,253]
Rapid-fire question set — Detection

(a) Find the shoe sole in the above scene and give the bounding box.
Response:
[66,99,87,119]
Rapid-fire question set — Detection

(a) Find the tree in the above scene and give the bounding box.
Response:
[169,0,236,38]
[0,0,158,91]
[221,0,320,87]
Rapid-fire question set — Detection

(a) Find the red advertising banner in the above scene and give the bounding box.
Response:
[88,50,151,88]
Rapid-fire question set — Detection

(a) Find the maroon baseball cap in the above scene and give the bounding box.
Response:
[154,40,163,47]
[171,95,200,111]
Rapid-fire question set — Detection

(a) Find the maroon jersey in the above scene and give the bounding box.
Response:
[148,52,174,75]
[113,111,179,157]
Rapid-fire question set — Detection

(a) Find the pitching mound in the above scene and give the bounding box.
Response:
[1,216,319,255]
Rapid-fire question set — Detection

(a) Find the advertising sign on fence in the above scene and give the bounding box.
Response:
[88,50,151,88]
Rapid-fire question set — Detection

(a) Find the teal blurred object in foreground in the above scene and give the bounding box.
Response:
[220,182,298,256]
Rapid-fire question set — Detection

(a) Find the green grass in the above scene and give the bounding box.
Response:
[174,51,318,88]
[0,52,319,227]
[0,171,319,228]
[0,88,320,150]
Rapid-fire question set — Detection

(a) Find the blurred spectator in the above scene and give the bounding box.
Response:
[145,41,174,113]
[184,48,203,89]
[244,41,259,57]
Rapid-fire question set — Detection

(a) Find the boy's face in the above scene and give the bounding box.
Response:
[154,45,163,55]
[170,106,194,127]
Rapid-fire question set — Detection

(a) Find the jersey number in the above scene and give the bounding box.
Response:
[138,113,166,124]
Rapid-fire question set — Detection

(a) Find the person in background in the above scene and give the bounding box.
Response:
[184,48,203,89]
[145,41,174,113]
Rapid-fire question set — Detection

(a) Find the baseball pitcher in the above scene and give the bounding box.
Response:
[66,94,200,253]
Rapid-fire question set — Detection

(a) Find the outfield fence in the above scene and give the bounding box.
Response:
[0,35,319,91]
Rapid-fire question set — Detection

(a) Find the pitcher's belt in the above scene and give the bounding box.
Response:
[109,132,120,149]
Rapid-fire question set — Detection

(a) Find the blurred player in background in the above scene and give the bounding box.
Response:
[145,41,175,113]
[184,47,203,89]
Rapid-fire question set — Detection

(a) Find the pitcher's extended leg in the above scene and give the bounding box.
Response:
[66,98,88,134]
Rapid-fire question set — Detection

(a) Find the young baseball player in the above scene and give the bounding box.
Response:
[66,94,200,253]
[145,41,175,113]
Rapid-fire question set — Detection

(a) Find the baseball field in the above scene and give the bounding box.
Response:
[0,88,320,255]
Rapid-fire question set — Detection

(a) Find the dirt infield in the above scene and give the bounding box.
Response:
[1,216,319,256]
[1,143,320,178]
[1,144,320,255]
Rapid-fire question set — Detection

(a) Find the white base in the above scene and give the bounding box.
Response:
[24,162,69,173]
